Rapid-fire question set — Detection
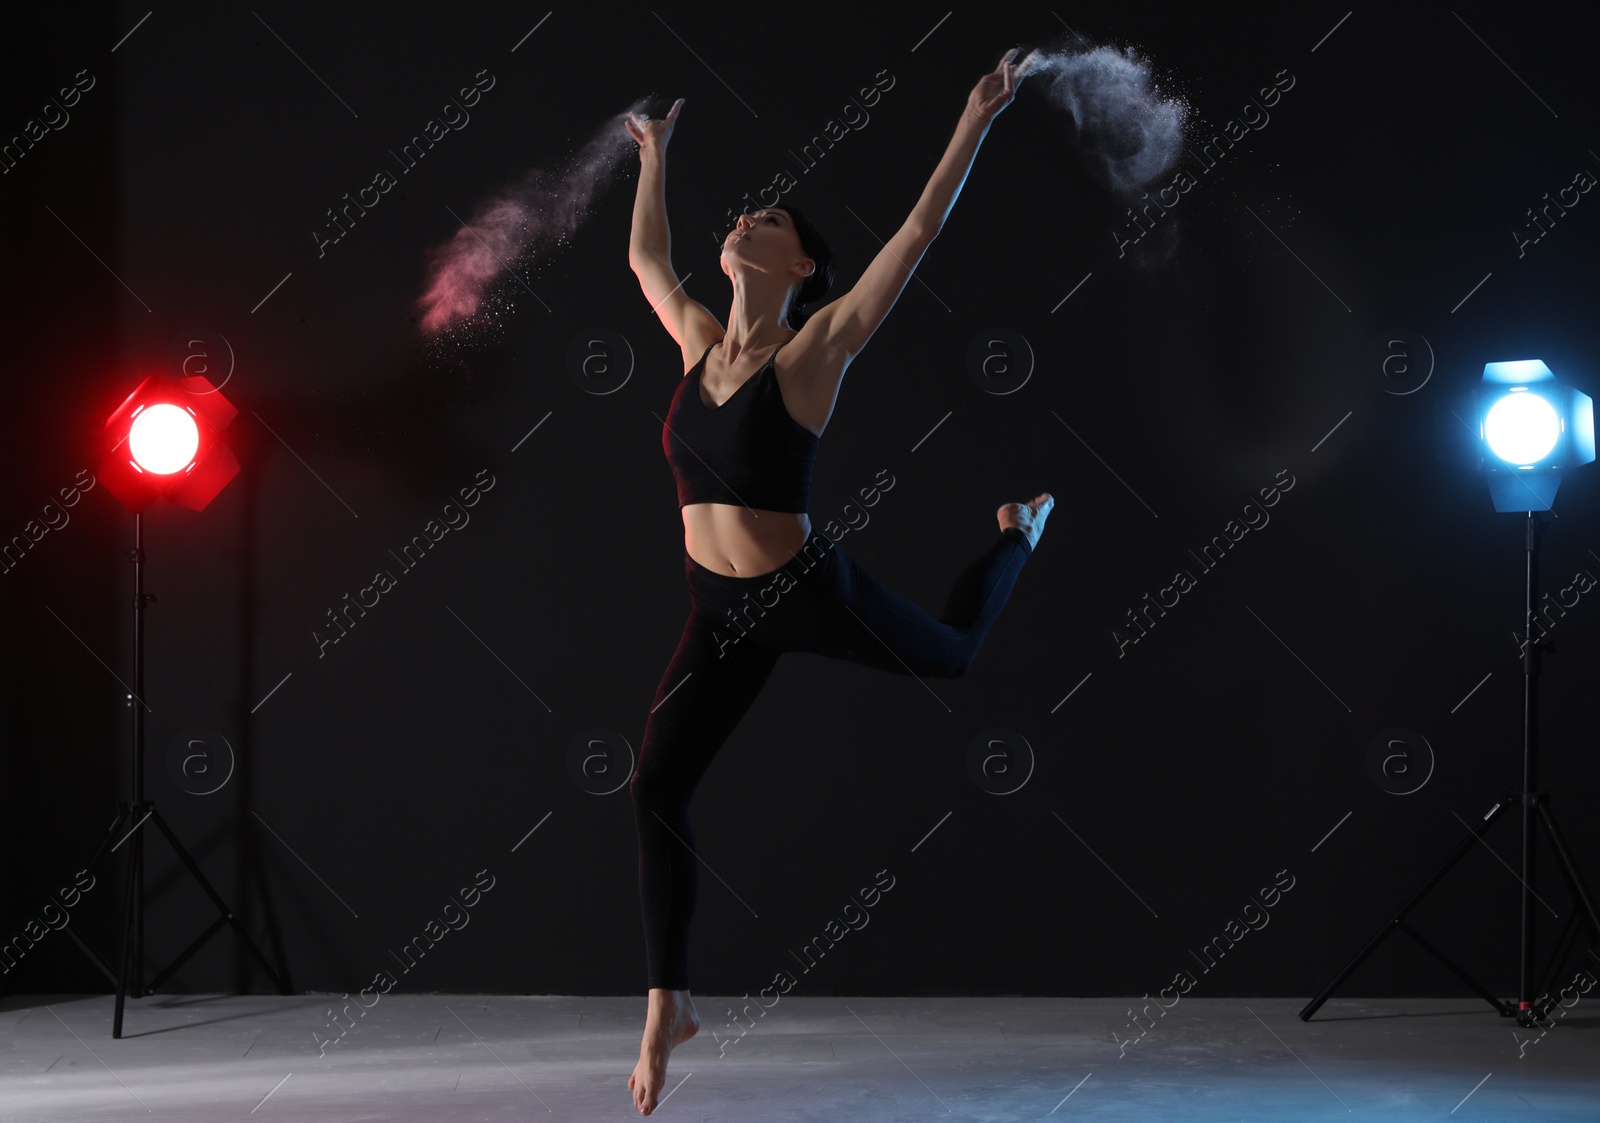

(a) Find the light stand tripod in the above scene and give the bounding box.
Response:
[42,512,290,1036]
[1301,510,1600,1025]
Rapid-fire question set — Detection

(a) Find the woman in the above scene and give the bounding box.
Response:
[622,47,1052,1116]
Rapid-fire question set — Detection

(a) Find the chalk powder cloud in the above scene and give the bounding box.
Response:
[1017,39,1190,267]
[1018,42,1188,198]
[415,98,650,337]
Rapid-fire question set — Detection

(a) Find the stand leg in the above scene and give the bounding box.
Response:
[132,812,145,998]
[1520,790,1536,1021]
[112,830,142,1040]
[69,807,138,988]
[1536,800,1600,940]
[1300,799,1511,1021]
[0,809,131,1003]
[1527,799,1600,1019]
[1397,922,1513,1012]
[81,807,132,880]
[1531,910,1586,1020]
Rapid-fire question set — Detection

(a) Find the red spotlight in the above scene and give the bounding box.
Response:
[99,374,240,512]
[56,371,286,1039]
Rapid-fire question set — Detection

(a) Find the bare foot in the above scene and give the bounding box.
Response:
[629,988,700,1115]
[997,492,1054,551]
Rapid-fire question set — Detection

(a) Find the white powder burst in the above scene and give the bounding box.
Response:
[1018,44,1187,198]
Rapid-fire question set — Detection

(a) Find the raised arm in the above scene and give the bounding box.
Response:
[624,99,722,361]
[810,49,1027,362]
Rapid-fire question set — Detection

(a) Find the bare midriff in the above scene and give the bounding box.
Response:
[682,504,813,578]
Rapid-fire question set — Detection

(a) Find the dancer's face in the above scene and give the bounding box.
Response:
[721,207,812,286]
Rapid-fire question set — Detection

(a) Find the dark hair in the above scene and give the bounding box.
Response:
[772,203,835,331]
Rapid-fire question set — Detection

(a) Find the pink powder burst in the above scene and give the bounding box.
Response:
[416,97,651,337]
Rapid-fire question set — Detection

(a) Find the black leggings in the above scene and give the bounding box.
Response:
[629,525,1033,990]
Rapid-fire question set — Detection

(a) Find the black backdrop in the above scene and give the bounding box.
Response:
[3,3,1597,1005]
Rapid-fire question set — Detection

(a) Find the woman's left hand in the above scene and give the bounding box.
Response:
[966,47,1025,125]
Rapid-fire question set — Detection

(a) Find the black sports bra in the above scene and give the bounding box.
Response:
[661,341,820,514]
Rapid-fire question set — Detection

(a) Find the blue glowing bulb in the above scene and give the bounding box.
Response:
[1484,390,1560,466]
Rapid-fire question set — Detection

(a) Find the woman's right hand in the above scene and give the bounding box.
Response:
[624,98,685,156]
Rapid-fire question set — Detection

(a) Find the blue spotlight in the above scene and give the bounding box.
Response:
[1322,360,1600,1028]
[1439,359,1595,512]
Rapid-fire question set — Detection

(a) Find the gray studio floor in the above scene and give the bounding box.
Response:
[0,994,1596,1121]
